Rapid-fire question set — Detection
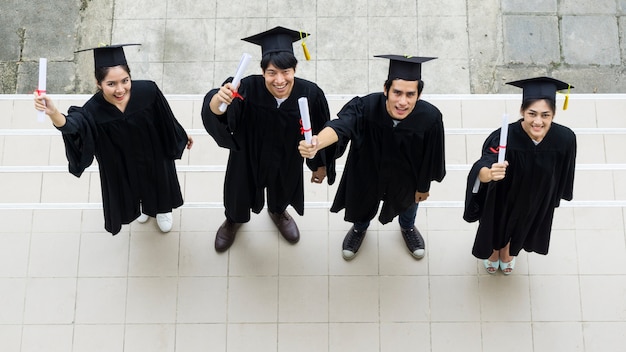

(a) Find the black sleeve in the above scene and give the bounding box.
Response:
[57,106,97,177]
[200,78,243,151]
[463,130,500,222]
[327,96,363,159]
[304,87,337,184]
[154,85,188,159]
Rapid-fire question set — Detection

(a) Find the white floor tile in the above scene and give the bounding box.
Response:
[226,323,278,352]
[481,322,533,352]
[579,275,626,321]
[227,276,278,323]
[329,276,379,322]
[532,322,584,352]
[328,323,380,352]
[529,275,582,321]
[582,322,626,352]
[23,278,76,324]
[28,232,80,277]
[124,324,176,352]
[379,276,430,322]
[73,325,125,352]
[278,323,329,352]
[0,233,30,277]
[128,231,180,276]
[279,276,329,322]
[21,325,74,352]
[431,322,482,352]
[176,277,228,323]
[75,278,127,323]
[0,278,26,324]
[125,277,178,323]
[0,325,22,352]
[175,324,227,352]
[429,276,481,322]
[78,232,130,277]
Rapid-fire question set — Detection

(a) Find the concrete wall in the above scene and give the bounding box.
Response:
[1,0,625,95]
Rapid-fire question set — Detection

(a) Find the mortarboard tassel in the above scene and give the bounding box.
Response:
[300,31,311,60]
[562,84,571,110]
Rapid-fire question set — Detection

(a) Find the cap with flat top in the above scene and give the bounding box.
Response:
[375,55,437,81]
[242,26,309,56]
[506,76,573,103]
[75,43,141,68]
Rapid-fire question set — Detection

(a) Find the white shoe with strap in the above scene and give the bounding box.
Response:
[156,212,173,233]
[136,213,149,223]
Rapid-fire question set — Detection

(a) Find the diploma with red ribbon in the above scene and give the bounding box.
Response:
[219,53,252,112]
[498,113,509,163]
[298,97,312,144]
[37,58,47,122]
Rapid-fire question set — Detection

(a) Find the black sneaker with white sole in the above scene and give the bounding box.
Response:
[342,226,367,260]
[401,226,425,259]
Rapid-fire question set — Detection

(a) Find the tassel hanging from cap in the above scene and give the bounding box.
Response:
[300,31,311,60]
[562,84,571,110]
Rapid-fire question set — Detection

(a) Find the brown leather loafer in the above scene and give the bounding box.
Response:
[215,219,242,252]
[269,210,300,244]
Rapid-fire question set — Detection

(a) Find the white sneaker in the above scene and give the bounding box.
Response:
[156,212,173,233]
[136,213,149,223]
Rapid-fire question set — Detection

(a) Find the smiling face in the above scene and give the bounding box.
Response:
[97,66,131,109]
[262,62,295,99]
[521,99,555,142]
[384,79,420,120]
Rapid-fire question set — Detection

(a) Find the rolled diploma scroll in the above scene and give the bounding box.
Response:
[473,113,509,193]
[297,97,312,143]
[218,53,252,112]
[498,113,509,163]
[37,58,47,122]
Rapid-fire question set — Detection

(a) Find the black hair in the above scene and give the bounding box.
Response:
[384,78,424,95]
[520,98,556,114]
[260,51,298,71]
[94,64,131,85]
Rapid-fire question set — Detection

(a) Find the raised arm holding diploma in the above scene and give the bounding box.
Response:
[218,53,252,112]
[37,58,47,122]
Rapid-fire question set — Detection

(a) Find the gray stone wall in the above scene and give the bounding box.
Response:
[1,0,624,94]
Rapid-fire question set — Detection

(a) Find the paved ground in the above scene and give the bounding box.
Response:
[1,0,626,95]
[2,92,626,351]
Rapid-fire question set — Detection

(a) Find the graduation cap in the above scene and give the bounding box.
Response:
[242,26,311,58]
[506,76,573,110]
[375,55,437,81]
[75,43,141,68]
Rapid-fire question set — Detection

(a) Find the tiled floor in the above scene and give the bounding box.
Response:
[1,94,626,351]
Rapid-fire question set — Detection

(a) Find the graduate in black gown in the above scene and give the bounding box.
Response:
[202,26,335,252]
[299,55,446,261]
[463,77,576,275]
[34,44,193,235]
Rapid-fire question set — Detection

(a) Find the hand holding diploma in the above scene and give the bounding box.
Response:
[218,53,252,112]
[34,90,66,128]
[298,135,319,159]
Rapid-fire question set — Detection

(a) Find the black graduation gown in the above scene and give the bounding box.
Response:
[463,120,576,259]
[57,80,188,235]
[201,75,336,222]
[327,93,446,224]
